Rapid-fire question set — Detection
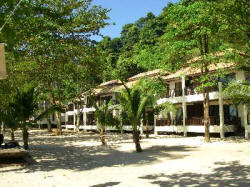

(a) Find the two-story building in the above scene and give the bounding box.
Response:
[39,62,249,138]
[155,62,249,138]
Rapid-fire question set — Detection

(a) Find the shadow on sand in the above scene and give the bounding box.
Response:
[90,182,120,187]
[1,131,197,173]
[139,161,250,186]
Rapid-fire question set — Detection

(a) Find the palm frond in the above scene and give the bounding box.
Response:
[35,105,64,122]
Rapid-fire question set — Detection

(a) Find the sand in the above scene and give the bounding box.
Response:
[0,130,250,187]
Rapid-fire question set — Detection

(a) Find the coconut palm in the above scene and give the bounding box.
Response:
[1,105,19,140]
[11,86,63,149]
[116,83,151,152]
[91,97,120,146]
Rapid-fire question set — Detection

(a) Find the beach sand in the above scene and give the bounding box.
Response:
[0,130,250,187]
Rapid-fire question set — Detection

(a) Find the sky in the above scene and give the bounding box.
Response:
[92,0,179,40]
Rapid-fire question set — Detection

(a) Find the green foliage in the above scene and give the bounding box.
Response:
[90,98,120,130]
[97,7,172,81]
[116,82,152,130]
[1,104,19,131]
[154,102,177,116]
[224,81,250,104]
[136,77,166,98]
[1,0,110,127]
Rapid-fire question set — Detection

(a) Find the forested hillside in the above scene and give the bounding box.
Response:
[98,0,249,82]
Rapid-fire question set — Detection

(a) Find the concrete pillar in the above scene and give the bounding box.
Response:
[182,102,187,137]
[65,112,68,125]
[140,119,144,135]
[244,104,248,139]
[154,115,158,136]
[73,114,76,126]
[83,112,87,126]
[182,76,187,137]
[219,82,225,139]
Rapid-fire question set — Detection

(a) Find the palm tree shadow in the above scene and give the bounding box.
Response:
[90,182,120,187]
[2,140,197,173]
[139,161,250,186]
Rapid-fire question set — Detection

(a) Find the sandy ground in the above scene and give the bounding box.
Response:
[0,130,250,187]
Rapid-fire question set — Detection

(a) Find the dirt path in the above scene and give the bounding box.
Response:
[0,130,250,187]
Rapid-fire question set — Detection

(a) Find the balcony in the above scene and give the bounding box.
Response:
[156,116,241,126]
[166,86,218,98]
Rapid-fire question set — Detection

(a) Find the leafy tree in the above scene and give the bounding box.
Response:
[1,104,19,140]
[97,37,122,81]
[224,81,250,105]
[160,0,235,142]
[10,86,63,149]
[11,0,110,135]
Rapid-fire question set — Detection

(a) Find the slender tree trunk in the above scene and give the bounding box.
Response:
[22,127,29,150]
[203,88,210,142]
[56,112,62,135]
[145,120,150,138]
[0,122,2,134]
[99,127,106,146]
[11,129,15,141]
[133,130,142,152]
[47,117,52,132]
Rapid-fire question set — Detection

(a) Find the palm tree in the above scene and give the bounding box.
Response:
[91,97,120,146]
[1,105,19,140]
[116,84,151,152]
[11,86,63,149]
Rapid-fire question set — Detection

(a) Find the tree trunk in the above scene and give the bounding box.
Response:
[56,112,62,135]
[133,130,142,152]
[22,127,29,150]
[47,117,52,132]
[99,127,106,146]
[145,120,150,138]
[203,89,210,142]
[11,129,15,141]
[0,122,2,134]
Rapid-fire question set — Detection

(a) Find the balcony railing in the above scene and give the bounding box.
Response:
[156,116,241,126]
[166,89,182,98]
[166,87,218,98]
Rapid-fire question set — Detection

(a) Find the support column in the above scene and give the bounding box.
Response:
[73,114,76,127]
[244,104,249,139]
[154,115,157,136]
[182,76,187,137]
[83,112,87,126]
[140,119,144,135]
[219,82,225,139]
[65,112,68,125]
[182,102,187,136]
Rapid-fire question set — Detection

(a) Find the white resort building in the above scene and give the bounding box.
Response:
[39,62,249,138]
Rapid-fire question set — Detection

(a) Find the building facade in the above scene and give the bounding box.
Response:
[39,63,249,138]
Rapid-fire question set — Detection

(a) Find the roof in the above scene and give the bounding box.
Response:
[80,61,236,97]
[128,69,169,81]
[162,62,235,81]
[99,80,122,88]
